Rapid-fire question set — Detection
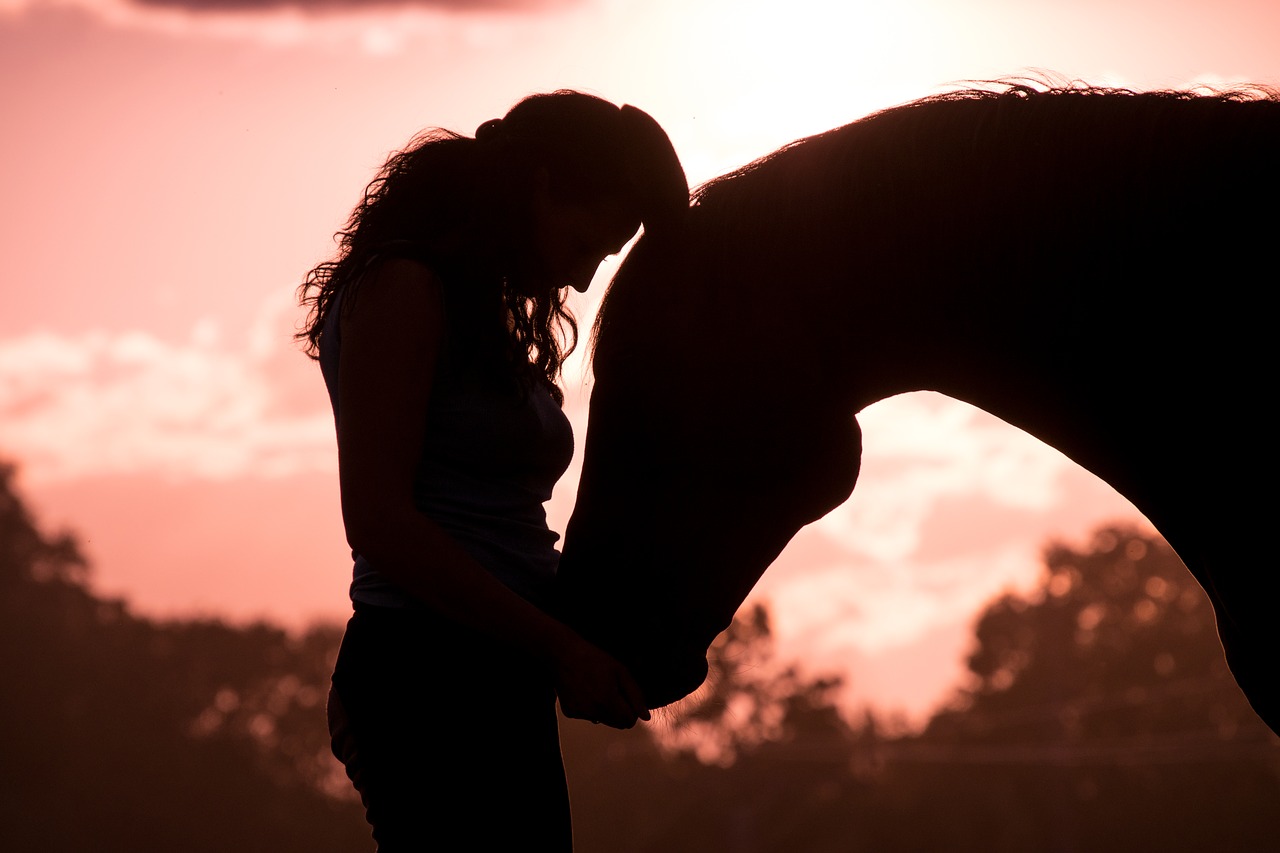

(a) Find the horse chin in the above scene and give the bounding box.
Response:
[636,653,710,711]
[551,580,714,708]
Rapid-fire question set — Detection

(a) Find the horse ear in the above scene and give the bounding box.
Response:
[620,105,690,237]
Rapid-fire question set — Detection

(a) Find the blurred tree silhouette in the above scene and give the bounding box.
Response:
[938,525,1260,743]
[564,602,862,853]
[6,458,1276,852]
[652,604,851,766]
[0,461,367,852]
[568,526,1280,853]
[875,525,1280,853]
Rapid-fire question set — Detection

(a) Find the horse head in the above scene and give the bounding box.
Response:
[556,234,863,709]
[561,83,1280,730]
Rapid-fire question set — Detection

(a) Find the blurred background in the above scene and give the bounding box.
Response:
[2,0,1278,848]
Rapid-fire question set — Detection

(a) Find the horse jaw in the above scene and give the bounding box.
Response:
[558,414,863,710]
[556,483,837,709]
[553,541,728,710]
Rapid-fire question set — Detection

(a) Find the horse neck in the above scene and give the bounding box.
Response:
[684,90,1278,422]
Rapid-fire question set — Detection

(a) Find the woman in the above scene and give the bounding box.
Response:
[297,92,687,849]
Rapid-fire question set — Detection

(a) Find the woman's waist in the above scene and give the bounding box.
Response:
[350,510,561,611]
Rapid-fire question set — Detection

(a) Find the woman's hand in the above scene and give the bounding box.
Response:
[547,628,650,729]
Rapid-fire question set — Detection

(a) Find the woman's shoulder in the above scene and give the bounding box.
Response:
[349,253,445,312]
[351,239,441,292]
[338,253,446,348]
[367,256,440,288]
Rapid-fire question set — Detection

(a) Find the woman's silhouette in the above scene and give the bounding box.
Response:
[297,91,687,850]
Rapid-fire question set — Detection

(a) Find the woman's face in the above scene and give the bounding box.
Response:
[527,187,641,294]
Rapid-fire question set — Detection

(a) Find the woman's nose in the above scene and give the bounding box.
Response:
[568,255,607,292]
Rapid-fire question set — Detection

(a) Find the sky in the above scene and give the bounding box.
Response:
[3,0,1278,722]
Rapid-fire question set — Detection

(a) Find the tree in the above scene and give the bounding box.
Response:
[931,526,1272,747]
[563,602,869,853]
[2,456,863,852]
[16,455,1271,851]
[0,461,368,852]
[652,603,851,766]
[880,525,1280,853]
[572,525,1280,852]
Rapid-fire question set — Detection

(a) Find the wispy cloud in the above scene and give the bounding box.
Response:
[0,296,335,483]
[743,391,1146,697]
[128,0,573,12]
[813,392,1069,564]
[1,0,584,52]
[2,0,573,13]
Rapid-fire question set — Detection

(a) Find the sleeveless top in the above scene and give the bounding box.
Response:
[318,275,574,610]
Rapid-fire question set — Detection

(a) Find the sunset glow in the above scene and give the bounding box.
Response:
[4,0,1279,722]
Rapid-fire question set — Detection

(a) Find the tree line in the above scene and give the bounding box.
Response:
[1,461,1275,851]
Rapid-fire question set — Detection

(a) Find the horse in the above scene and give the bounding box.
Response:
[555,83,1280,735]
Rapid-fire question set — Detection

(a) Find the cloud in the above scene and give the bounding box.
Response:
[0,297,336,484]
[1,0,572,13]
[0,0,584,54]
[738,390,1147,716]
[128,0,570,13]
[766,531,1061,653]
[811,392,1071,564]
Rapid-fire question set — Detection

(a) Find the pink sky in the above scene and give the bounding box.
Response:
[3,0,1278,721]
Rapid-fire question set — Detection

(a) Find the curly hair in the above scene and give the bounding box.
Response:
[297,91,688,402]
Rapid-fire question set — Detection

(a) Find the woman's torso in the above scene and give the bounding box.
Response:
[319,262,574,609]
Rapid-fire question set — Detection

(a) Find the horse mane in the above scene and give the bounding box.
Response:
[590,79,1280,370]
[694,78,1277,201]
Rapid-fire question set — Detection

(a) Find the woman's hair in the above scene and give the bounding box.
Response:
[297,90,688,401]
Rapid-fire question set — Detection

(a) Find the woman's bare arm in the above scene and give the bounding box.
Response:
[335,258,648,727]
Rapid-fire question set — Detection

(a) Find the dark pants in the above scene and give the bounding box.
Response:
[329,605,573,851]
